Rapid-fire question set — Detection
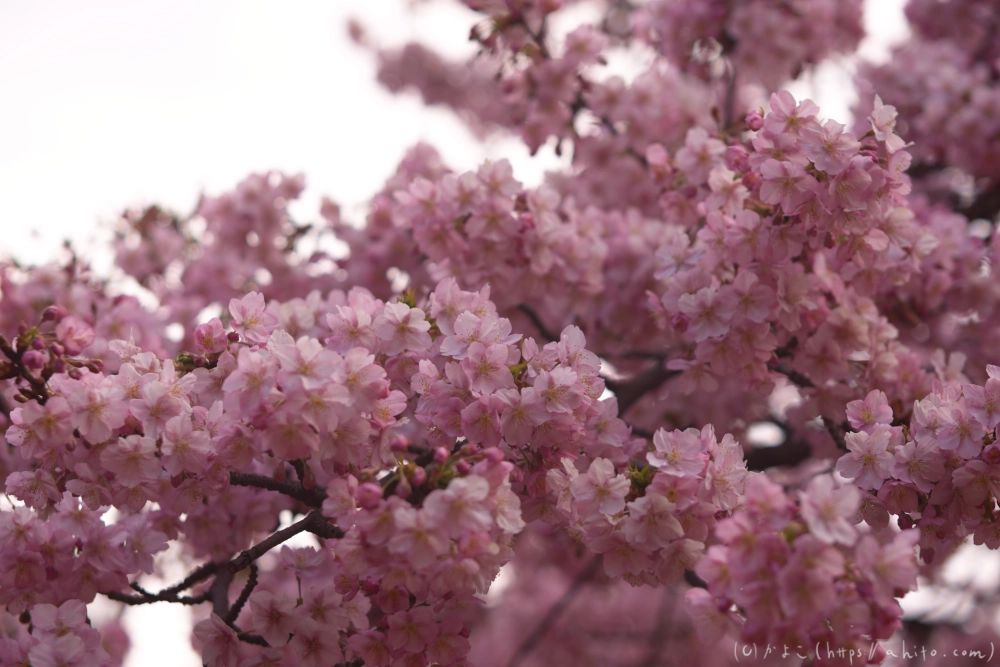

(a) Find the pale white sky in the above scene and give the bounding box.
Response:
[0,1,910,665]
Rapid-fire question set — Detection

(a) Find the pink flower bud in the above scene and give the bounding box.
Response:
[356,482,383,510]
[410,467,427,487]
[31,337,45,350]
[458,625,471,639]
[52,358,66,373]
[741,171,760,189]
[227,331,240,343]
[21,350,44,370]
[456,461,471,475]
[362,577,380,595]
[41,305,67,322]
[434,447,450,464]
[390,435,410,452]
[483,448,505,463]
[725,144,749,172]
[49,343,64,357]
[745,109,764,131]
[395,475,412,499]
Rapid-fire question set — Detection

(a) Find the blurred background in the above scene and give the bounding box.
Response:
[0,0,914,664]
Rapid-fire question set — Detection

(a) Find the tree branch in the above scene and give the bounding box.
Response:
[767,362,849,452]
[229,471,327,508]
[508,557,601,667]
[102,561,219,605]
[226,564,258,625]
[605,364,680,414]
[744,436,812,470]
[961,179,1000,222]
[227,511,343,574]
[212,566,234,619]
[516,304,559,343]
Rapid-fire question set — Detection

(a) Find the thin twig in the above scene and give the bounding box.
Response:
[226,564,258,625]
[227,511,343,574]
[229,471,327,508]
[508,557,601,667]
[102,561,219,605]
[605,364,680,414]
[516,304,559,343]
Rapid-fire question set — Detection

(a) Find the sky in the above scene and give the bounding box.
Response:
[0,0,915,664]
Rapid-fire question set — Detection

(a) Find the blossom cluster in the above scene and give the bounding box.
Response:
[5,0,1000,663]
[0,599,120,667]
[857,0,1000,183]
[546,425,748,585]
[689,473,920,665]
[638,0,864,90]
[834,366,1000,563]
[0,274,629,665]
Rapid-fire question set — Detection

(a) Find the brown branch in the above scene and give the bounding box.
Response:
[767,363,849,452]
[767,361,814,388]
[605,364,680,414]
[744,437,812,470]
[160,561,218,596]
[226,564,258,625]
[821,415,849,451]
[229,471,327,508]
[103,588,213,606]
[236,632,270,647]
[683,570,707,589]
[102,561,219,605]
[212,566,234,619]
[508,557,601,667]
[227,511,343,574]
[961,179,1000,222]
[516,304,558,343]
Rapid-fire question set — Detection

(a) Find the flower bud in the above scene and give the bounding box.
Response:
[395,475,412,499]
[745,109,764,131]
[362,577,380,595]
[483,448,505,463]
[456,461,471,475]
[725,144,749,172]
[42,305,66,322]
[390,435,410,452]
[52,358,66,373]
[434,447,450,464]
[356,482,383,510]
[22,350,44,370]
[31,337,45,350]
[227,331,240,343]
[49,343,64,357]
[410,467,427,487]
[741,171,760,189]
